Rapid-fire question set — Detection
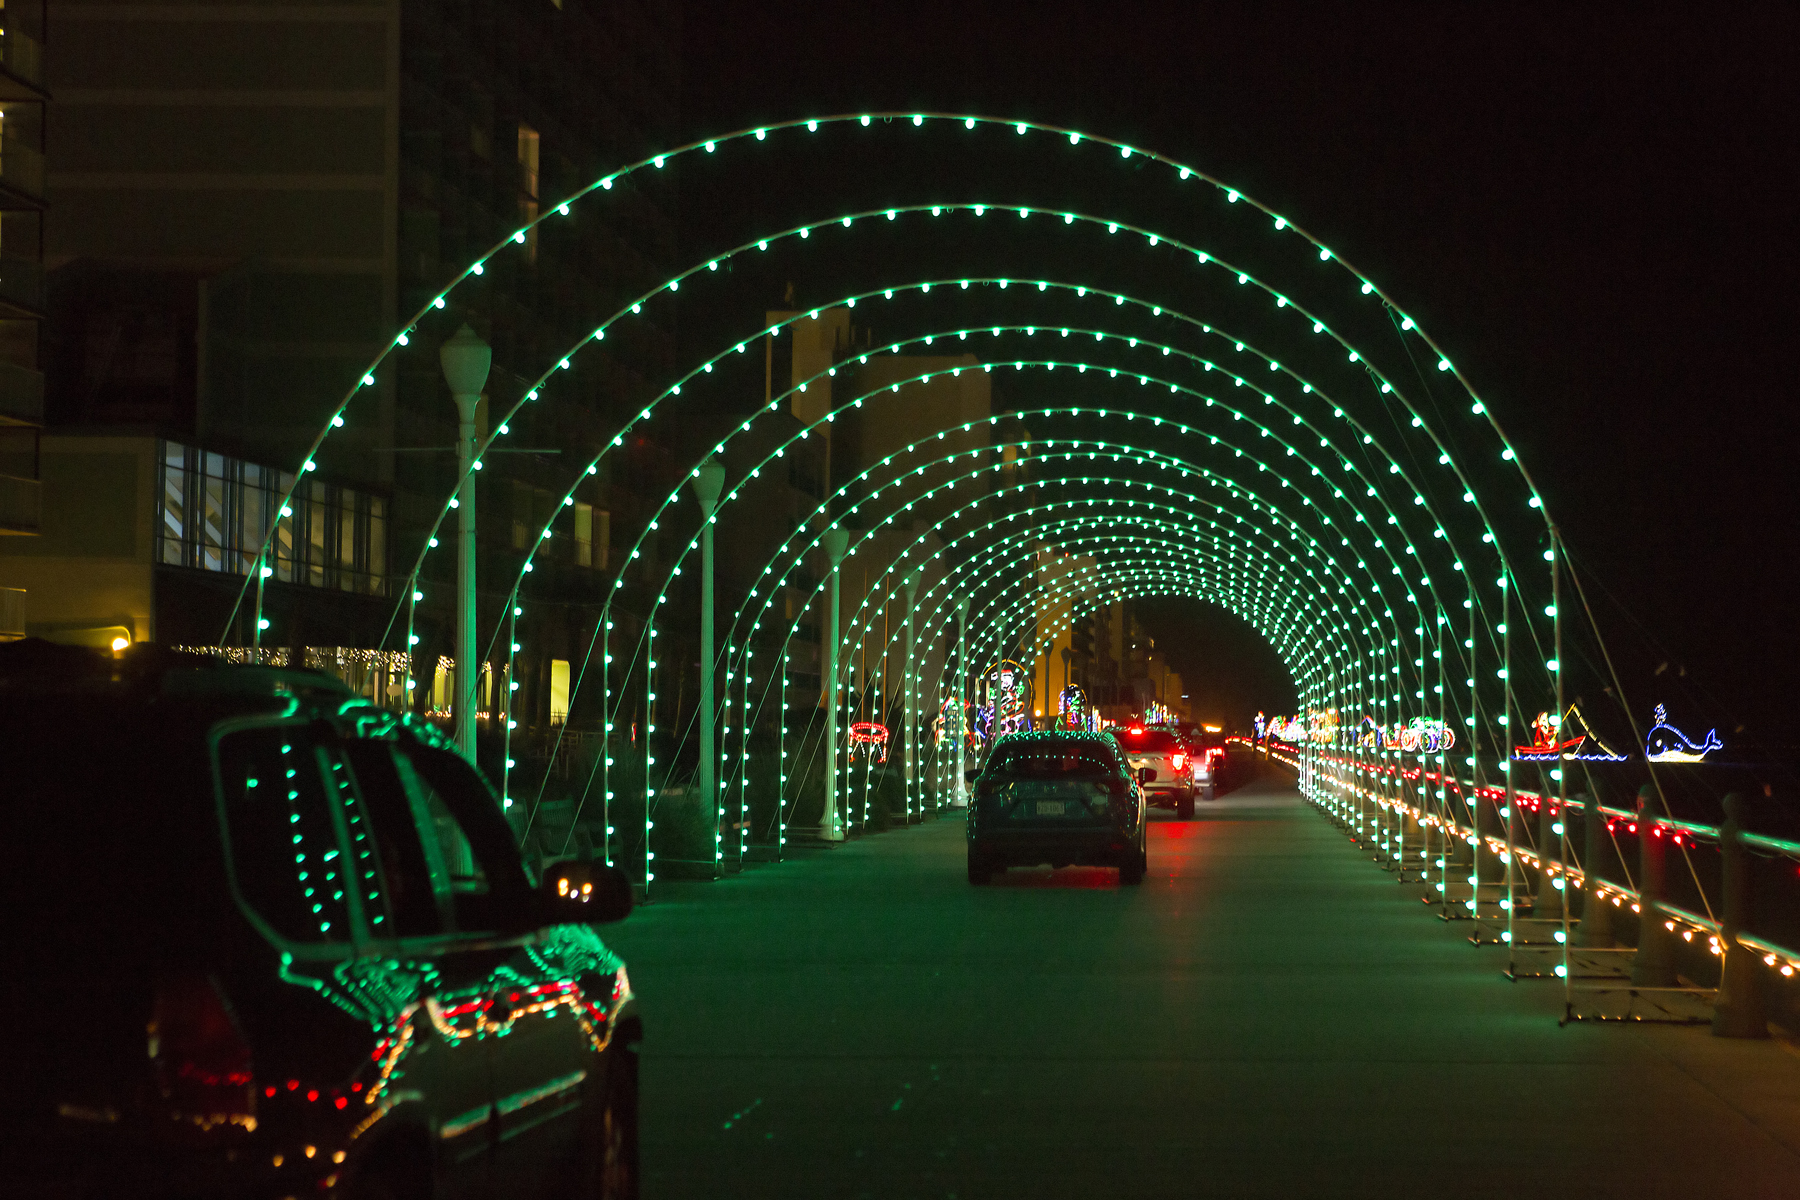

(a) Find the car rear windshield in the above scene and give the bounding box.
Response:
[986,740,1119,778]
[1112,729,1180,752]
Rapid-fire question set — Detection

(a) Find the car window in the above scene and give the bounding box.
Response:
[393,742,533,934]
[340,741,446,938]
[397,750,488,896]
[987,740,1119,777]
[214,725,351,944]
[1112,730,1180,753]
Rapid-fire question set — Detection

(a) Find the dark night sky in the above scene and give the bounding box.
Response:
[678,3,1799,746]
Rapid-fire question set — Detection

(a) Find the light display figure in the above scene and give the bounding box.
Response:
[933,694,972,749]
[1644,703,1722,763]
[848,721,889,763]
[1059,683,1090,730]
[985,659,1033,737]
[1511,704,1627,762]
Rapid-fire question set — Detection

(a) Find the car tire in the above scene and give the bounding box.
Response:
[1119,844,1147,885]
[967,853,993,885]
[1202,785,1215,803]
[1176,791,1196,819]
[577,1047,640,1200]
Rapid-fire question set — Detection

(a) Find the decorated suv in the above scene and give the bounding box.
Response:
[1110,724,1199,818]
[2,641,640,1200]
[966,730,1149,884]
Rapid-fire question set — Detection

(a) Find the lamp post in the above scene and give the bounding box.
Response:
[902,570,919,817]
[1061,646,1073,727]
[691,458,726,863]
[954,595,970,806]
[820,527,850,840]
[439,324,491,762]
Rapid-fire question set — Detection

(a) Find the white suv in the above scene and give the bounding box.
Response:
[1109,725,1197,818]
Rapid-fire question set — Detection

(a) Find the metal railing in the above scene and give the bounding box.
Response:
[1282,741,1800,1032]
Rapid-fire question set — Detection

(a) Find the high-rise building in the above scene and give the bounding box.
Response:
[0,0,47,554]
[0,1,682,745]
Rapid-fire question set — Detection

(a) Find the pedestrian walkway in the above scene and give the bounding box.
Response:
[601,768,1800,1198]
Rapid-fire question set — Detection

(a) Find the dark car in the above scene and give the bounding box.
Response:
[965,730,1148,885]
[1109,725,1198,817]
[1188,727,1230,797]
[2,642,640,1199]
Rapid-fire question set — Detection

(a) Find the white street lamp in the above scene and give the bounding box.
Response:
[954,595,970,806]
[821,526,849,840]
[691,457,726,860]
[439,324,490,762]
[902,570,919,816]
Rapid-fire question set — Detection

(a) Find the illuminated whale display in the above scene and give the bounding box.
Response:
[1643,703,1723,763]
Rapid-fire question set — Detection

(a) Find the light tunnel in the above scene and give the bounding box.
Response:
[212,113,1580,894]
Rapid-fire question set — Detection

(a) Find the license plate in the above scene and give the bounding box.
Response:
[1034,800,1066,816]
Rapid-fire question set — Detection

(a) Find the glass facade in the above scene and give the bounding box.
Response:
[156,440,388,595]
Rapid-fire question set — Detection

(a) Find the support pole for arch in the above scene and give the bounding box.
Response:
[955,595,970,807]
[903,571,919,820]
[821,528,849,841]
[694,459,726,868]
[440,324,491,763]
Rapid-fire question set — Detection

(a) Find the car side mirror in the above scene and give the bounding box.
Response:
[1138,767,1156,785]
[540,860,632,925]
[964,768,981,783]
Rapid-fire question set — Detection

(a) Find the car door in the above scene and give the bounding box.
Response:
[338,736,497,1200]
[393,740,598,1200]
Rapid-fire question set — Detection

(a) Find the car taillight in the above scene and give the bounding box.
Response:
[149,973,257,1135]
[1171,753,1187,771]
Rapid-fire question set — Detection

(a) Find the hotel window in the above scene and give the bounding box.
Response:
[517,123,540,263]
[573,502,606,568]
[156,441,387,595]
[550,659,570,724]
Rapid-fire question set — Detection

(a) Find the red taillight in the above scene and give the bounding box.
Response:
[1171,753,1187,771]
[149,973,257,1135]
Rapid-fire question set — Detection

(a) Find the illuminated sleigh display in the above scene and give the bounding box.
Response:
[848,721,890,763]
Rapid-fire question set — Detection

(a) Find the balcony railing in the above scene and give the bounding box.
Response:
[0,471,40,534]
[0,254,43,314]
[0,139,44,199]
[0,359,44,426]
[0,28,43,89]
[0,586,23,639]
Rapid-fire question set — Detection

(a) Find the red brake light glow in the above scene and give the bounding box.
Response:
[149,973,257,1135]
[1171,753,1187,770]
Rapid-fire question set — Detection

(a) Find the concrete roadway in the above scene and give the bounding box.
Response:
[600,761,1800,1198]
